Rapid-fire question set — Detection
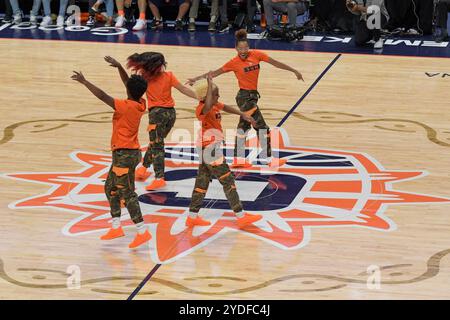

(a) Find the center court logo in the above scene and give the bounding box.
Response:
[3,128,450,263]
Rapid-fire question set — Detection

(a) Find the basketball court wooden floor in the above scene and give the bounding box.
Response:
[1,38,450,299]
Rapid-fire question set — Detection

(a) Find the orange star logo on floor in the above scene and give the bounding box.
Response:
[4,128,450,263]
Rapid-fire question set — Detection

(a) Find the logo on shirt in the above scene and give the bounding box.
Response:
[243,64,260,73]
[4,128,449,264]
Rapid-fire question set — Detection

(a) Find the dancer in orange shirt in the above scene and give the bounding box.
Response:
[105,53,198,191]
[187,29,304,169]
[186,72,262,228]
[71,70,151,249]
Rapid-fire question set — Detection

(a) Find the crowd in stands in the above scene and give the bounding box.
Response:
[1,0,449,46]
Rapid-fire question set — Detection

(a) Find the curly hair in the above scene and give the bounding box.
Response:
[126,74,148,101]
[126,52,167,81]
[235,29,248,46]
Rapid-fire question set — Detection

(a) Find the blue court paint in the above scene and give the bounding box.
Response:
[1,22,450,58]
[139,169,307,211]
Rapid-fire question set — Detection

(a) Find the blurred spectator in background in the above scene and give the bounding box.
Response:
[87,0,115,26]
[9,0,23,24]
[346,0,389,49]
[91,0,105,12]
[57,0,69,26]
[216,0,230,32]
[188,0,219,32]
[244,0,257,31]
[30,0,52,26]
[1,0,13,23]
[114,0,147,30]
[384,0,433,35]
[263,0,307,30]
[148,0,191,30]
[309,0,354,32]
[434,0,450,42]
[86,0,99,25]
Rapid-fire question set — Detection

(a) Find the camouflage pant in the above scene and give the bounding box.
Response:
[189,144,243,213]
[105,149,143,224]
[234,89,271,158]
[143,107,176,179]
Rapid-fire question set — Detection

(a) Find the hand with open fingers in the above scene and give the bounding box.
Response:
[104,56,121,68]
[71,71,86,84]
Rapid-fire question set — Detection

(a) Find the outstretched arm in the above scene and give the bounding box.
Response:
[223,104,257,127]
[104,56,130,87]
[201,73,215,115]
[267,57,304,81]
[185,68,225,86]
[71,71,115,109]
[174,83,199,100]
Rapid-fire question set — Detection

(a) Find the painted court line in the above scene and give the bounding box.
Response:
[277,53,342,128]
[127,199,215,300]
[127,264,162,300]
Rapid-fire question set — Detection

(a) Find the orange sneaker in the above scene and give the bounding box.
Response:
[100,227,125,240]
[145,178,166,191]
[136,167,151,181]
[185,216,211,227]
[231,157,252,168]
[268,157,287,168]
[128,230,152,249]
[236,213,262,228]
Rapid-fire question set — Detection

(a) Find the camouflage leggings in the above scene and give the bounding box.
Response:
[234,89,271,158]
[143,107,176,179]
[105,149,143,224]
[189,144,243,213]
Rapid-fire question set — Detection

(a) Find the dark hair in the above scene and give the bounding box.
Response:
[126,74,147,101]
[126,52,167,80]
[235,29,248,46]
